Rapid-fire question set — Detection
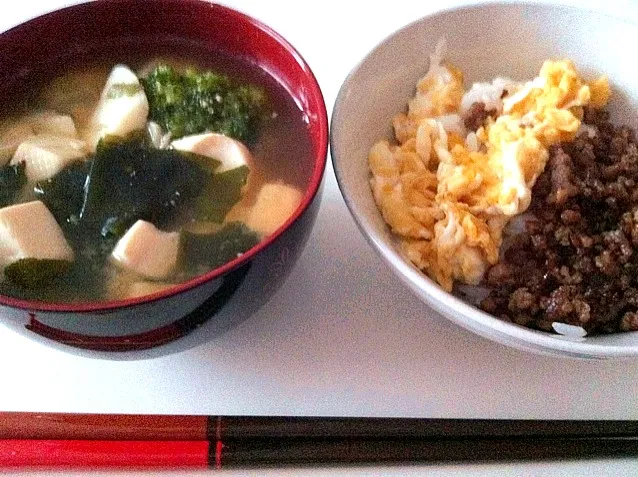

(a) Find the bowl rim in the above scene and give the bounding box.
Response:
[330,0,638,359]
[0,0,329,313]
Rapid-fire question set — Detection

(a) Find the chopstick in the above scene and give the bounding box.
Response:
[2,436,638,468]
[4,413,638,440]
[1,413,637,469]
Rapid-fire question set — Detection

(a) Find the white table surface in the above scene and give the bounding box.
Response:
[1,0,638,475]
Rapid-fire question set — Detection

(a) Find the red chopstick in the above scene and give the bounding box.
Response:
[0,440,209,468]
[0,413,637,469]
[0,413,207,440]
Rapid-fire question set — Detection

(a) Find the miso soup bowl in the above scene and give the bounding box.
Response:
[331,1,638,359]
[0,0,327,357]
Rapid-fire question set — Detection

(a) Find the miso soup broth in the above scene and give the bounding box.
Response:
[0,46,313,303]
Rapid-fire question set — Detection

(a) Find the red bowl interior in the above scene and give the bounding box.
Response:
[0,0,328,313]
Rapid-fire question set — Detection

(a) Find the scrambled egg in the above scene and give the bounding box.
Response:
[369,43,610,291]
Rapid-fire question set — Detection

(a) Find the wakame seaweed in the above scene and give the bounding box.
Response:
[33,130,253,257]
[34,161,89,232]
[196,165,250,223]
[7,122,257,299]
[4,258,73,289]
[181,222,260,274]
[0,162,26,208]
[80,134,209,236]
[141,65,268,143]
[28,133,211,297]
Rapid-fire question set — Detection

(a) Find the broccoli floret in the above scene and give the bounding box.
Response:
[141,65,268,143]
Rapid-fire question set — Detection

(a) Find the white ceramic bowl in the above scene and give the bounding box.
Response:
[331,1,638,359]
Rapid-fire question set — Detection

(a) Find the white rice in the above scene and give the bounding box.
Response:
[460,77,519,116]
[577,123,598,139]
[552,322,588,338]
[435,114,466,137]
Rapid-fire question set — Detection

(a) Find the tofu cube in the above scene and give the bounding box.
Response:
[111,220,180,280]
[10,134,87,183]
[171,132,253,173]
[29,111,78,138]
[243,183,303,236]
[0,121,34,166]
[85,65,149,150]
[126,280,174,299]
[0,112,79,167]
[0,201,74,271]
[107,268,174,300]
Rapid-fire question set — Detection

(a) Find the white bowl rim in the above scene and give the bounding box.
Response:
[331,0,638,359]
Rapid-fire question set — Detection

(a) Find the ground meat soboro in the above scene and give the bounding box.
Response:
[463,102,498,132]
[479,107,638,334]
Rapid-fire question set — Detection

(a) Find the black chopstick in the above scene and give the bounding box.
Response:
[3,413,637,440]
